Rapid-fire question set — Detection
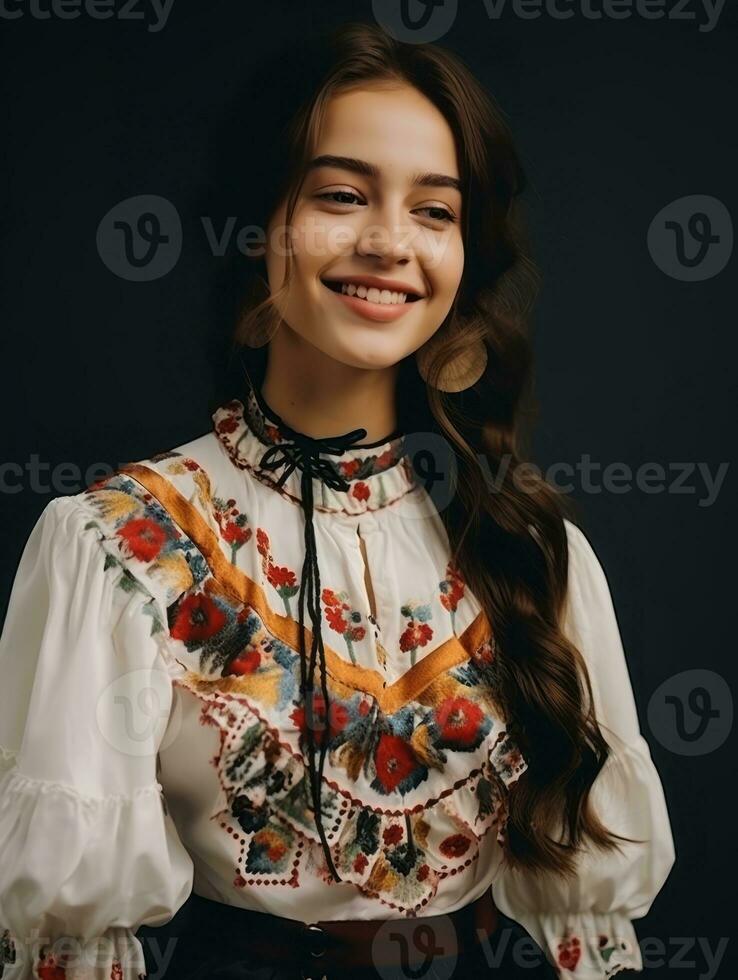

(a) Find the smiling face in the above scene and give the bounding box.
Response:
[263,82,465,372]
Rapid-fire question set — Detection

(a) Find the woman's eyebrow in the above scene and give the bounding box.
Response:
[307,154,461,192]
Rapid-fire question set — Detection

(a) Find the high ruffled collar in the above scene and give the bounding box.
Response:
[212,380,417,515]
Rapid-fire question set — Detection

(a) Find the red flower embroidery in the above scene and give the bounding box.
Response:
[436,697,485,748]
[37,955,66,980]
[268,564,296,589]
[399,622,433,653]
[374,734,419,793]
[217,416,239,434]
[439,834,471,858]
[340,458,362,479]
[353,852,369,873]
[170,592,227,644]
[417,864,430,881]
[325,604,348,633]
[256,528,270,557]
[222,521,251,545]
[213,497,251,558]
[383,824,403,845]
[183,458,201,471]
[557,936,582,971]
[226,649,261,675]
[117,517,168,562]
[321,588,366,662]
[352,482,370,502]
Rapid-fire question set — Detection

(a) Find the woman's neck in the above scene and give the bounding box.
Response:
[259,329,401,443]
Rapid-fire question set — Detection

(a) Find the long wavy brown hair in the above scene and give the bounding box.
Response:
[210,20,643,880]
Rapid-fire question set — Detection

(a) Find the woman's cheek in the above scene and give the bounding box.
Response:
[291,212,359,262]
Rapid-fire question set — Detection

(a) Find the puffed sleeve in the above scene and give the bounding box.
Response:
[490,519,676,980]
[0,495,194,980]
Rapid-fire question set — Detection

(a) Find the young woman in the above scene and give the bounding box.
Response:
[0,21,675,980]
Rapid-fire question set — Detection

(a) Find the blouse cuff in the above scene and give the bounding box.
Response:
[0,925,146,980]
[536,910,642,980]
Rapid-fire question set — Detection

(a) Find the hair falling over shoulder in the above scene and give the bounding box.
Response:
[208,20,644,880]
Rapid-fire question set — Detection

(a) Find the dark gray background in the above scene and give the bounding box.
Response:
[1,1,735,975]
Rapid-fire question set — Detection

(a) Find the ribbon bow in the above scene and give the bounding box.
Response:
[258,428,367,495]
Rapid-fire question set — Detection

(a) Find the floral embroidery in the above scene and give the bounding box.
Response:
[439,833,471,858]
[557,933,582,972]
[553,928,636,978]
[373,732,425,794]
[165,578,507,806]
[432,696,488,750]
[245,824,295,875]
[256,528,299,617]
[213,495,252,562]
[399,601,434,666]
[32,950,127,979]
[81,467,528,915]
[82,475,211,636]
[439,562,465,634]
[166,580,524,910]
[212,394,417,515]
[290,691,351,747]
[352,482,370,502]
[322,588,367,664]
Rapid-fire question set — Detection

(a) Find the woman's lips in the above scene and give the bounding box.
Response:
[321,281,421,323]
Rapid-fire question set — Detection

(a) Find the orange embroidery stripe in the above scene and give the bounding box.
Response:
[119,462,492,713]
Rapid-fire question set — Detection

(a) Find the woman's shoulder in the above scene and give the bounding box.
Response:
[36,426,232,621]
[82,419,231,513]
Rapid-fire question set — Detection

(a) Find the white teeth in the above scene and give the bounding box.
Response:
[340,282,407,305]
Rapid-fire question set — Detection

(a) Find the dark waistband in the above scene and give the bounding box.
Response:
[138,886,500,978]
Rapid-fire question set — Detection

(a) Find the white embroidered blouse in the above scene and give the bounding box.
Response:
[0,381,675,980]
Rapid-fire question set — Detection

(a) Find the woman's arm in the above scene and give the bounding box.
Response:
[491,519,676,980]
[0,495,194,980]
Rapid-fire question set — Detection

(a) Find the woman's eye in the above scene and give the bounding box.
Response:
[414,206,457,224]
[316,191,364,206]
[315,192,457,224]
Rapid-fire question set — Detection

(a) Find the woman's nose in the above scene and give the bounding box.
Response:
[355,206,414,263]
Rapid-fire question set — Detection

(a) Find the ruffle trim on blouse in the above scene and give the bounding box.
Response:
[0,766,165,809]
[0,766,181,980]
[177,679,527,915]
[212,397,418,514]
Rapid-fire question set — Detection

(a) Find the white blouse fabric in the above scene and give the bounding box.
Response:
[0,383,675,980]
